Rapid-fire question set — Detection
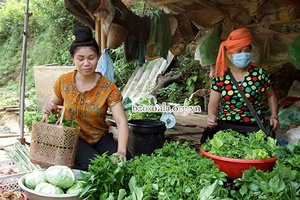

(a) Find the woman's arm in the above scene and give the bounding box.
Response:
[264,86,280,130]
[207,90,221,129]
[111,102,129,160]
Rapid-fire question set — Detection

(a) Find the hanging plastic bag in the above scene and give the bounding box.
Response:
[122,97,132,111]
[278,106,300,129]
[195,27,221,66]
[283,126,300,145]
[288,34,300,70]
[96,49,114,82]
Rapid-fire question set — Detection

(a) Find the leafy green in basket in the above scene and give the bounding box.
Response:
[202,129,277,159]
[47,113,77,128]
[25,111,77,128]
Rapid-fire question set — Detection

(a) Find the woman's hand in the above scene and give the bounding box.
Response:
[207,114,218,129]
[270,115,280,131]
[44,101,60,115]
[113,152,126,162]
[111,103,129,162]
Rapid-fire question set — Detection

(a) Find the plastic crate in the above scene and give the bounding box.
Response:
[0,160,28,191]
[0,172,27,191]
[0,160,20,176]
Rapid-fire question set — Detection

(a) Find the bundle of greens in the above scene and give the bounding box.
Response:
[274,140,300,173]
[79,141,229,200]
[231,163,300,199]
[126,142,229,200]
[125,96,162,120]
[202,129,278,159]
[25,111,77,129]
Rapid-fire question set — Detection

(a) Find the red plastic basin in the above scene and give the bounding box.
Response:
[200,148,277,179]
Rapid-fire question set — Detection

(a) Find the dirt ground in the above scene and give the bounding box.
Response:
[0,112,31,150]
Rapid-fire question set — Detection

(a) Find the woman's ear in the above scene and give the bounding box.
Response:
[226,50,232,61]
[71,56,75,64]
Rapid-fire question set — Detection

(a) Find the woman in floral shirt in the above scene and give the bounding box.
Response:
[201,28,280,144]
[44,25,129,170]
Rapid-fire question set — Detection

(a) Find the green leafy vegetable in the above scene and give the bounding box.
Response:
[202,129,278,159]
[79,141,229,199]
[126,141,228,199]
[231,163,300,199]
[79,153,129,200]
[125,96,162,120]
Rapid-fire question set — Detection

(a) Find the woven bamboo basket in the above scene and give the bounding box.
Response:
[107,23,128,49]
[29,106,80,168]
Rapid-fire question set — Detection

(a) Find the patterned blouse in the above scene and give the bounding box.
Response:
[211,66,270,124]
[53,70,122,144]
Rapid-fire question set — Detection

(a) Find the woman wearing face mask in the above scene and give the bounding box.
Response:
[200,28,280,144]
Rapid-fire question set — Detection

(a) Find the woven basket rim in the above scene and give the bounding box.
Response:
[107,22,128,49]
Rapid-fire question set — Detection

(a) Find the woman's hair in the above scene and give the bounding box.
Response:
[69,25,100,57]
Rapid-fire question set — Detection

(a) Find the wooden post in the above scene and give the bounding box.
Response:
[100,18,106,53]
[77,0,106,54]
[95,19,102,54]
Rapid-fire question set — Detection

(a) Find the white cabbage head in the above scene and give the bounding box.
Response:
[24,170,47,189]
[45,165,75,189]
[34,182,64,194]
[66,180,84,195]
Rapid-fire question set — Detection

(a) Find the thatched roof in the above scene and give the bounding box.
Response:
[65,0,300,67]
[65,0,300,102]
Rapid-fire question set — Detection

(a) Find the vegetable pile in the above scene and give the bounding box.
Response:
[20,140,300,199]
[124,96,162,120]
[79,141,230,200]
[231,141,300,199]
[23,165,83,195]
[202,129,277,159]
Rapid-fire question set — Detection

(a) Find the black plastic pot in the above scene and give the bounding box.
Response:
[128,120,166,157]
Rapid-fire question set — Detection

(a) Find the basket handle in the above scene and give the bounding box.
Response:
[55,105,65,125]
[41,105,65,125]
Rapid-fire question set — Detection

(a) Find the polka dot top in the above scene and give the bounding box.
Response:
[211,65,270,124]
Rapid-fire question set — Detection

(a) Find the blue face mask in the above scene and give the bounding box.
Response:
[231,53,252,69]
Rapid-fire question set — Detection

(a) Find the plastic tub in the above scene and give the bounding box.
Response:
[18,169,84,200]
[200,148,277,179]
[128,120,166,157]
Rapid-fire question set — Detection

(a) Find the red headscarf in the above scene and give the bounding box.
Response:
[215,28,253,77]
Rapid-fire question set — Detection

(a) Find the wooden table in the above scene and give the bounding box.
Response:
[164,112,207,149]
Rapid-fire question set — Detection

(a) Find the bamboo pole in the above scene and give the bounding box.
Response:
[95,19,102,54]
[156,0,183,5]
[100,17,106,53]
[77,0,95,21]
[19,0,30,144]
[77,0,106,54]
[243,18,300,28]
